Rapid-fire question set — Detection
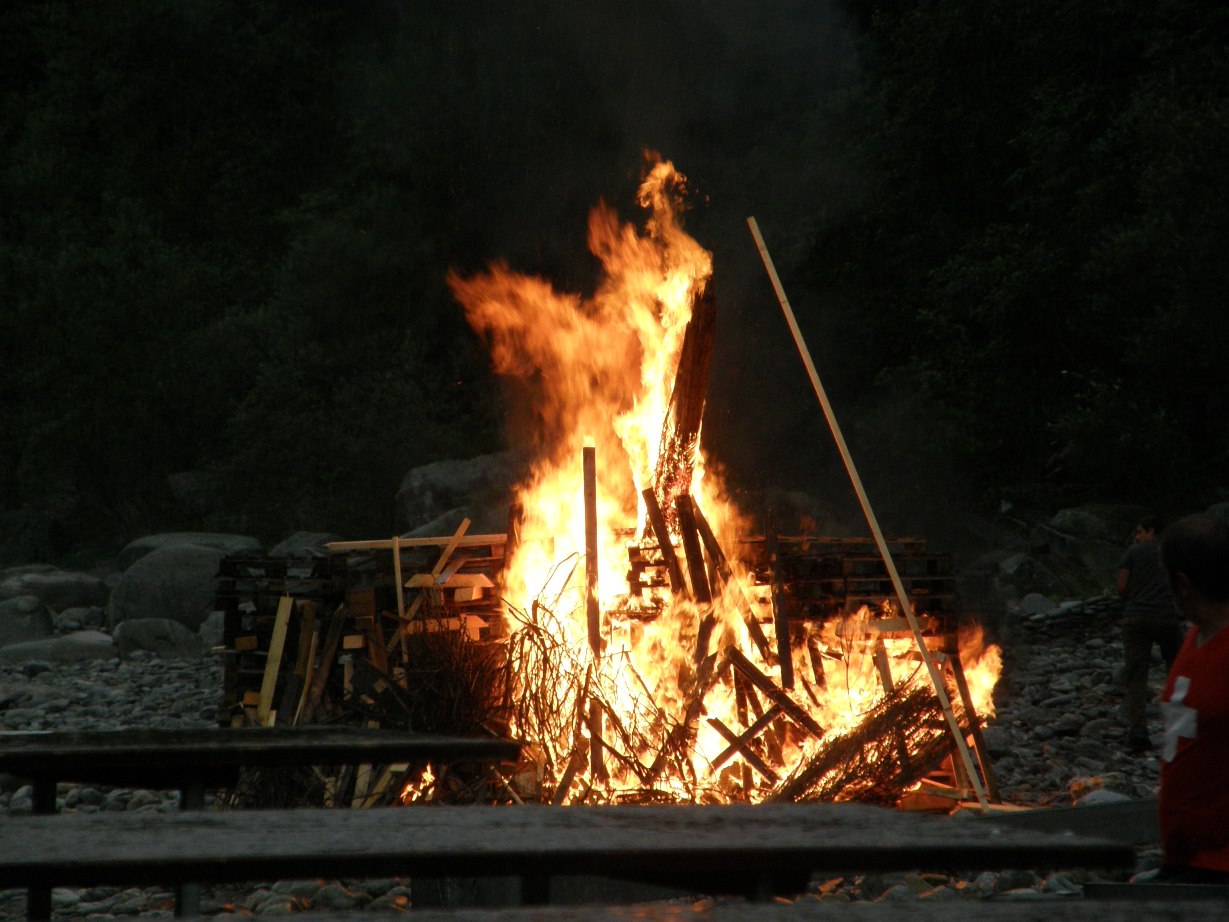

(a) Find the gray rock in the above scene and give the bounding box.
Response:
[1017,593,1055,616]
[997,553,1066,598]
[396,450,524,533]
[108,545,228,632]
[113,619,203,660]
[0,567,110,610]
[980,726,1015,757]
[268,531,340,557]
[0,595,55,647]
[117,533,261,572]
[1206,503,1229,527]
[197,610,226,649]
[49,631,118,663]
[1049,508,1114,541]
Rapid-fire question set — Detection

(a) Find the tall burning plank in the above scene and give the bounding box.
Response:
[653,279,716,530]
[583,445,601,657]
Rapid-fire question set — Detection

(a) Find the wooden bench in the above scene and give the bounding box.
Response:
[185,901,1229,922]
[0,803,1133,918]
[0,726,521,918]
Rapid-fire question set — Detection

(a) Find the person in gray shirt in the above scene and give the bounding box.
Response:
[1117,514,1185,752]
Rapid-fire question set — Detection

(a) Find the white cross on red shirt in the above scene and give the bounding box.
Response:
[1162,675,1198,762]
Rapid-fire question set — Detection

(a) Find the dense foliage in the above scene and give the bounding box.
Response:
[810,0,1229,507]
[2,0,1225,562]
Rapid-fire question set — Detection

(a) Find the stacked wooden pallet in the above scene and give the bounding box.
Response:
[215,522,508,731]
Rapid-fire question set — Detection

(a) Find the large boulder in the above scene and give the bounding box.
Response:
[0,595,55,648]
[108,544,227,632]
[0,566,109,611]
[113,618,202,660]
[117,532,261,571]
[396,451,524,535]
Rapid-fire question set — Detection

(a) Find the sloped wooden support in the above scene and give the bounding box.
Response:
[948,653,1001,803]
[729,648,823,741]
[708,716,779,784]
[642,487,687,596]
[690,498,772,662]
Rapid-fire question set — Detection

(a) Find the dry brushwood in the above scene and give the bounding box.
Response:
[770,675,964,804]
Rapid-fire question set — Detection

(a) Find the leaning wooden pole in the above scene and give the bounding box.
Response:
[747,216,989,810]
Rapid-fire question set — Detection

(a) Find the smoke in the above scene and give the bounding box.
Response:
[366,1,978,549]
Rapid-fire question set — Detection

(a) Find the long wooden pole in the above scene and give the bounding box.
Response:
[747,216,989,809]
[583,446,601,657]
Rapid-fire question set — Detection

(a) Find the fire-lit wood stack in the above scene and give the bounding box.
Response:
[216,526,508,733]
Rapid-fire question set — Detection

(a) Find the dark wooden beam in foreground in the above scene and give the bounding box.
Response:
[0,802,1132,901]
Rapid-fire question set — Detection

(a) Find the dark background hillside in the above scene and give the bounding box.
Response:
[3,0,1226,564]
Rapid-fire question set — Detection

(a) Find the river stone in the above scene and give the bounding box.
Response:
[117,533,261,571]
[108,545,228,632]
[0,568,109,610]
[0,595,55,648]
[113,618,203,660]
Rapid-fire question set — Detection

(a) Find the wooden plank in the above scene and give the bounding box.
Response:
[277,601,317,725]
[256,597,294,725]
[328,534,506,552]
[948,653,1001,803]
[301,603,348,723]
[0,803,1134,894]
[226,900,1229,921]
[691,499,772,662]
[675,495,712,605]
[728,649,823,741]
[707,717,779,784]
[0,728,520,791]
[583,445,601,657]
[642,488,687,596]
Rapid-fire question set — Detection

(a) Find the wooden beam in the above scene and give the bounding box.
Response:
[583,445,601,657]
[642,487,687,597]
[729,648,823,741]
[707,717,779,784]
[709,703,785,771]
[675,495,712,605]
[327,534,504,552]
[256,597,294,726]
[691,499,772,661]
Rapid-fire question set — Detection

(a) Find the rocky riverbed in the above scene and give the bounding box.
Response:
[0,594,1168,917]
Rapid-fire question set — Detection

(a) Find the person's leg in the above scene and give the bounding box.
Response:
[1158,621,1185,673]
[1121,619,1152,748]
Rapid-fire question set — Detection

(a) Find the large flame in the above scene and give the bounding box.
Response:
[449,156,1000,804]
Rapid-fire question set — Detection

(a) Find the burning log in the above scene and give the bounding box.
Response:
[583,446,602,657]
[641,487,687,596]
[653,279,716,529]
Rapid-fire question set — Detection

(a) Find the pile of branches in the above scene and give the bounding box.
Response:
[771,676,960,805]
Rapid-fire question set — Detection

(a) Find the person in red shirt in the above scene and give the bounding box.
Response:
[1157,513,1229,881]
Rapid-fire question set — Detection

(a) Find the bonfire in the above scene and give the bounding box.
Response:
[443,155,1002,808]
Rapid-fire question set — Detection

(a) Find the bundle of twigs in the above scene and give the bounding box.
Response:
[503,573,709,803]
[770,676,961,805]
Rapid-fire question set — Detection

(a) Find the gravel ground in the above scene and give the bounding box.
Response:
[0,595,1169,917]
